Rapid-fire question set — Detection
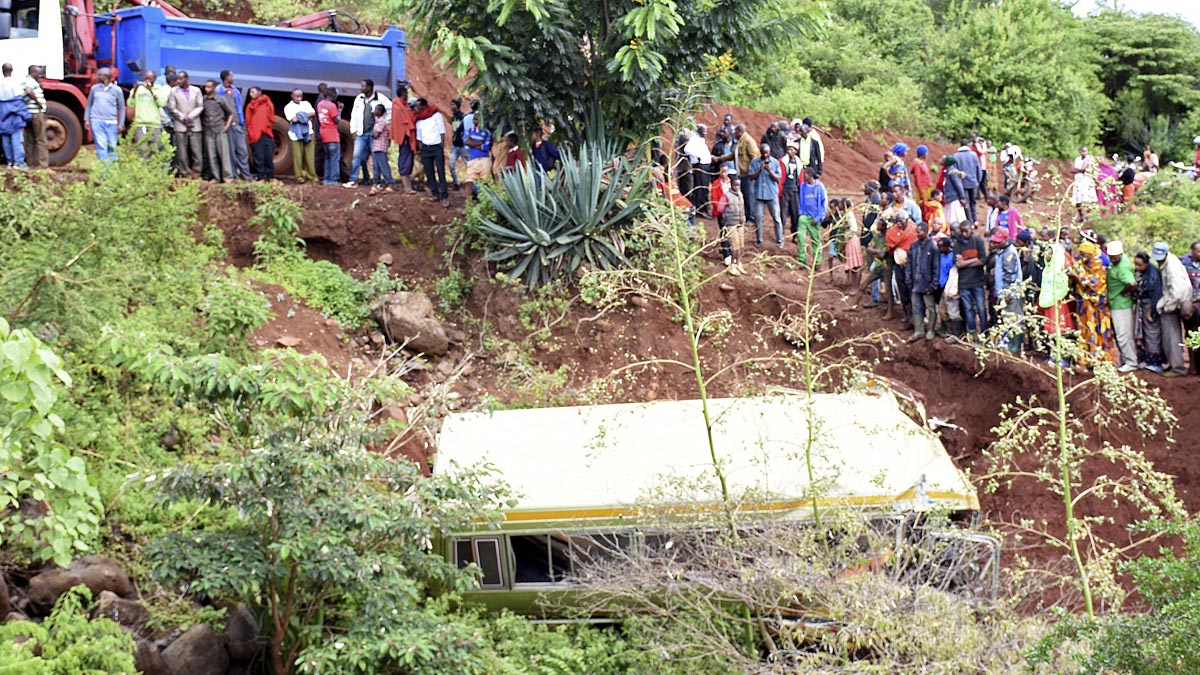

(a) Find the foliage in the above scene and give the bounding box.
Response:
[143,594,228,633]
[0,319,101,566]
[1097,204,1199,258]
[922,0,1107,158]
[436,268,476,312]
[148,419,511,675]
[389,0,820,140]
[978,335,1184,616]
[0,155,215,340]
[1084,11,1200,160]
[251,194,306,265]
[478,143,649,288]
[1131,169,1200,211]
[202,272,274,353]
[1030,519,1200,674]
[0,586,137,675]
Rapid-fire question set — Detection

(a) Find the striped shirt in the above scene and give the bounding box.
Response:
[22,75,45,115]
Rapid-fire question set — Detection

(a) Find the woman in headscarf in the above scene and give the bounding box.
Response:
[1067,240,1117,366]
[1132,250,1166,372]
[941,155,967,225]
[886,143,909,192]
[910,144,933,202]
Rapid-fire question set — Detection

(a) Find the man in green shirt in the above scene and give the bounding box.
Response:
[1106,240,1138,372]
[128,69,169,153]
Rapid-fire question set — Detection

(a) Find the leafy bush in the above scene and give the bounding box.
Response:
[149,420,511,675]
[202,273,274,353]
[1135,170,1200,211]
[259,258,371,327]
[478,143,648,289]
[0,318,101,566]
[436,268,476,311]
[0,586,137,674]
[1098,204,1198,256]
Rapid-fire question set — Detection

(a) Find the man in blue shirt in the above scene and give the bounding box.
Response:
[531,127,560,174]
[84,67,124,163]
[216,70,251,179]
[463,113,492,198]
[953,138,983,225]
[797,167,827,265]
[746,142,782,248]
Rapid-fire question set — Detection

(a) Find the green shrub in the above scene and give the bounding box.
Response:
[477,142,648,289]
[1135,170,1200,211]
[259,258,370,327]
[436,268,476,311]
[202,273,274,353]
[0,586,137,674]
[1098,204,1198,255]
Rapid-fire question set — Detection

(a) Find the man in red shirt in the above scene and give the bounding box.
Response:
[390,79,417,193]
[316,91,341,185]
[885,211,919,327]
[1193,136,1200,171]
[244,86,275,181]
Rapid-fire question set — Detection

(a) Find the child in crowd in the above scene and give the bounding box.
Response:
[369,103,394,195]
[724,176,747,276]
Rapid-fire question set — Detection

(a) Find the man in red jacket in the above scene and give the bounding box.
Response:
[244,86,275,181]
[390,79,417,193]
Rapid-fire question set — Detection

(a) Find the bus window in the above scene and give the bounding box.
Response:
[473,538,504,588]
[511,535,552,584]
[548,535,572,581]
[453,539,473,570]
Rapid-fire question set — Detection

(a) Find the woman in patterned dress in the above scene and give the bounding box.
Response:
[1068,241,1117,366]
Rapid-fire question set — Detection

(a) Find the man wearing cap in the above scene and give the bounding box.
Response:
[1106,240,1138,372]
[989,228,1023,353]
[954,138,983,224]
[1152,242,1190,376]
[797,118,824,179]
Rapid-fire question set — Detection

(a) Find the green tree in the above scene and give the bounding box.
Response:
[922,0,1108,158]
[390,0,818,139]
[1083,11,1200,159]
[148,420,511,675]
[0,318,101,566]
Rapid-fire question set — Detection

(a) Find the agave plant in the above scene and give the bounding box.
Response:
[477,141,649,289]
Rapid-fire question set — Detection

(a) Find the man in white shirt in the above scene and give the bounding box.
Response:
[414,98,448,207]
[344,78,391,188]
[0,63,27,168]
[683,124,713,216]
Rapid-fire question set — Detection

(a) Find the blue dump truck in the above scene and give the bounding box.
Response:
[0,1,405,170]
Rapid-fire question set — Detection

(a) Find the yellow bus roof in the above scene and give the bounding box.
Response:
[434,391,979,522]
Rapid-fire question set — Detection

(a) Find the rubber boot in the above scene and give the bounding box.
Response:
[925,313,936,340]
[906,314,924,343]
[901,303,913,328]
[400,176,413,193]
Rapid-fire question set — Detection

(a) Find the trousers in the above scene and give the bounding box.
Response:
[204,129,234,181]
[1110,307,1138,368]
[173,130,202,176]
[420,143,448,199]
[251,135,275,180]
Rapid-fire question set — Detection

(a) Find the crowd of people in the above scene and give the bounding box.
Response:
[665,115,1200,377]
[0,65,561,208]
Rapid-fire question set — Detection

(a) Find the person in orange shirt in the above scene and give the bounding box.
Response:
[911,144,933,201]
[921,187,945,226]
[884,211,919,324]
[389,79,417,193]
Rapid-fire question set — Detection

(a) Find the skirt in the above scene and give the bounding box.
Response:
[1072,176,1098,205]
[945,200,967,225]
[843,236,864,270]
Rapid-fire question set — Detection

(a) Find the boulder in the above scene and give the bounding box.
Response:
[221,604,260,662]
[22,556,135,617]
[95,590,149,628]
[135,639,171,675]
[4,611,29,623]
[161,624,228,675]
[370,291,450,356]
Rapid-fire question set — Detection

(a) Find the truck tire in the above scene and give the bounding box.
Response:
[272,116,293,176]
[46,101,83,167]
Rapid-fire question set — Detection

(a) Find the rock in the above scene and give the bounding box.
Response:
[221,605,260,662]
[370,291,450,356]
[436,360,455,377]
[378,402,409,426]
[95,590,149,628]
[275,335,302,348]
[628,295,649,308]
[28,555,134,616]
[718,283,735,292]
[377,253,394,266]
[161,624,228,675]
[446,328,467,344]
[369,330,386,347]
[5,611,29,623]
[135,639,171,675]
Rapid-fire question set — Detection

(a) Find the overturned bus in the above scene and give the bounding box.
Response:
[432,389,997,616]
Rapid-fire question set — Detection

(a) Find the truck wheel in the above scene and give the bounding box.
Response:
[338,120,353,182]
[46,101,83,167]
[272,116,293,176]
